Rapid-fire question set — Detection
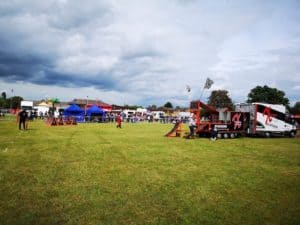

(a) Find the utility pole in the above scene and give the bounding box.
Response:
[10,89,14,113]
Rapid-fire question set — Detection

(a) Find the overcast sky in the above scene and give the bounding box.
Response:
[0,0,299,107]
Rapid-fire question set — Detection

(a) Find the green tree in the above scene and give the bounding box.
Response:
[0,98,6,108]
[10,96,23,109]
[1,92,6,99]
[0,92,7,108]
[164,102,173,108]
[147,105,157,111]
[123,105,138,110]
[247,85,289,106]
[208,90,234,109]
[49,98,60,114]
[290,101,300,114]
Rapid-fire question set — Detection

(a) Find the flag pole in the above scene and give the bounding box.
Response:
[199,87,205,101]
[201,78,213,102]
[10,89,13,113]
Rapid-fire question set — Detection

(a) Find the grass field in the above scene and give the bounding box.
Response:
[0,118,300,225]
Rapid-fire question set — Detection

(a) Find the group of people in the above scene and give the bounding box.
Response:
[47,116,77,126]
[16,109,79,129]
[16,109,218,140]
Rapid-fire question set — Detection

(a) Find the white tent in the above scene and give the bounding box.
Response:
[34,102,51,114]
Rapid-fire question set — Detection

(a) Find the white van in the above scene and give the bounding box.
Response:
[152,111,165,121]
[21,100,33,111]
[122,110,136,119]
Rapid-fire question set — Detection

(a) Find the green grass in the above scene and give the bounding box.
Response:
[0,118,300,225]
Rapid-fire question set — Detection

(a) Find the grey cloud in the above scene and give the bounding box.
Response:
[0,0,299,106]
[47,1,113,30]
[0,49,116,90]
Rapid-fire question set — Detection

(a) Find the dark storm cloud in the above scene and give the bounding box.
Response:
[0,50,51,80]
[0,50,115,90]
[0,0,172,96]
[0,0,117,91]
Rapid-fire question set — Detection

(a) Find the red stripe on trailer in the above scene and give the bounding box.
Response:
[254,104,258,134]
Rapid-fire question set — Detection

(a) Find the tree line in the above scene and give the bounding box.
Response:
[0,92,23,109]
[206,85,299,114]
[1,85,300,114]
[162,85,299,114]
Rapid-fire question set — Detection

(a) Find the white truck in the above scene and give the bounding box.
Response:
[235,102,297,137]
[122,109,136,122]
[21,100,33,111]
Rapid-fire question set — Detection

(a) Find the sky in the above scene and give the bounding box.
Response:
[0,0,299,107]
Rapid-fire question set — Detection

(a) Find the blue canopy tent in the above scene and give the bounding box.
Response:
[63,104,85,122]
[87,104,105,116]
[86,104,106,122]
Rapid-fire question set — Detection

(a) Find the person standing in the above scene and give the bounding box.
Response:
[116,114,122,128]
[188,115,196,138]
[18,110,28,130]
[210,126,218,141]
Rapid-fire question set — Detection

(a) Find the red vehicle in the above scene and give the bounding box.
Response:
[190,100,249,138]
[190,101,297,138]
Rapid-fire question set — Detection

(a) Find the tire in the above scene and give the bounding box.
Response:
[217,133,222,139]
[223,133,228,139]
[230,133,235,138]
[290,131,296,138]
[265,132,271,138]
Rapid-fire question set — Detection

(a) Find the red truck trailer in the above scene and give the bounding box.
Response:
[190,101,296,138]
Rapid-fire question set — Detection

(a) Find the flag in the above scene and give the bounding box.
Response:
[186,85,191,92]
[204,78,213,89]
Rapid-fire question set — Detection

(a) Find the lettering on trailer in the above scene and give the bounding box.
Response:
[262,107,272,124]
[215,124,228,129]
[231,113,242,130]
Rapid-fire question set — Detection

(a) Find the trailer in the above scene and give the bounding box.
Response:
[190,101,249,138]
[235,103,297,137]
[190,101,296,138]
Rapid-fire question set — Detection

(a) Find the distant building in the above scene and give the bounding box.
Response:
[71,99,112,111]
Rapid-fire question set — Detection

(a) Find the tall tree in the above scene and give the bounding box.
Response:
[49,98,60,114]
[207,90,234,109]
[10,96,23,109]
[247,85,289,106]
[0,98,6,108]
[164,101,173,108]
[290,101,300,114]
[1,91,6,99]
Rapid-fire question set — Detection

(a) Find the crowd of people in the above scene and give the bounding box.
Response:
[14,108,208,140]
[14,109,221,141]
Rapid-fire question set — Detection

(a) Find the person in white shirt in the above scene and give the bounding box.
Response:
[188,115,196,137]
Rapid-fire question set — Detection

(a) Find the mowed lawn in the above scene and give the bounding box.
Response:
[0,118,300,225]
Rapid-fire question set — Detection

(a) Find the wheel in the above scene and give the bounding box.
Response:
[290,131,296,138]
[217,133,222,139]
[265,132,271,138]
[223,133,228,139]
[230,133,235,138]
